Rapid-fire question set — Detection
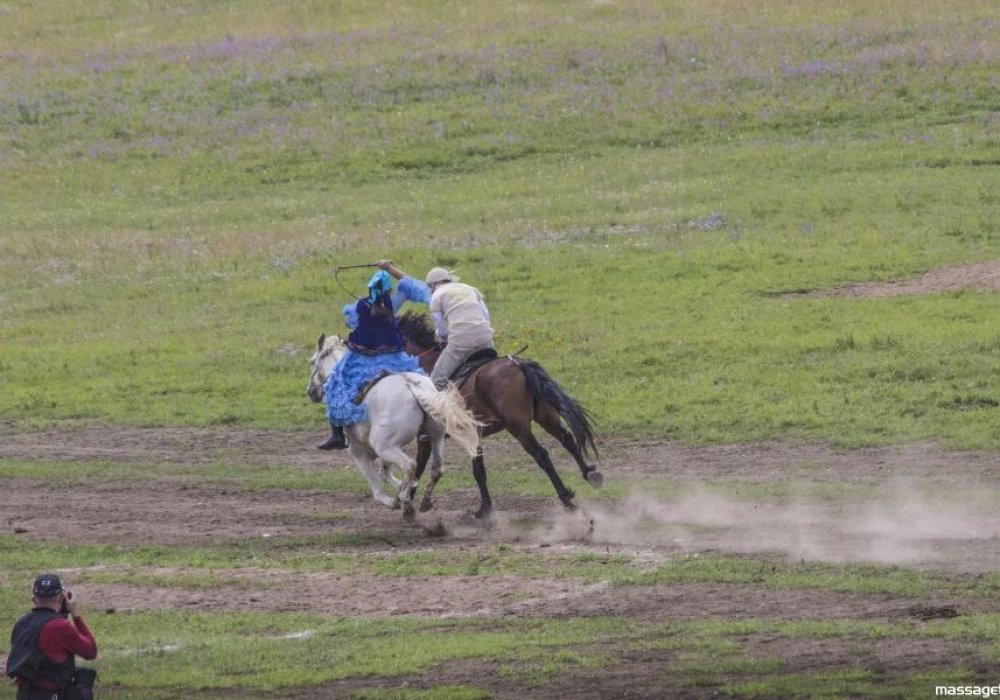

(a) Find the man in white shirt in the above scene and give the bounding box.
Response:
[425,266,496,387]
[384,264,496,388]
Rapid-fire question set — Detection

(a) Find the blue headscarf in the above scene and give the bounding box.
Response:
[342,270,395,330]
[367,269,393,305]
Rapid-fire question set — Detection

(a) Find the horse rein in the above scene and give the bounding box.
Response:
[414,345,441,359]
[309,344,340,393]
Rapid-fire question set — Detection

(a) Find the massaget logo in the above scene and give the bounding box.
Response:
[935,686,1000,697]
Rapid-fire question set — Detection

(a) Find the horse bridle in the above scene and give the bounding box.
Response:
[308,344,340,397]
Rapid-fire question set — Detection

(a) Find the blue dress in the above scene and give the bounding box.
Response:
[324,290,423,426]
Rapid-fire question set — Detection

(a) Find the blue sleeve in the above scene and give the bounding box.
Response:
[393,276,431,308]
[342,302,359,330]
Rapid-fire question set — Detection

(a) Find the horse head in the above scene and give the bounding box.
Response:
[306,333,347,403]
[396,311,441,374]
[397,311,438,349]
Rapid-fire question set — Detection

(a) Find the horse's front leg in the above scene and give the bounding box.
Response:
[348,443,396,508]
[379,459,403,490]
[377,446,419,521]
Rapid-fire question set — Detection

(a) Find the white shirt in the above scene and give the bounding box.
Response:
[429,282,494,347]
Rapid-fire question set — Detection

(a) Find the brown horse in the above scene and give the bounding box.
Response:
[397,311,602,519]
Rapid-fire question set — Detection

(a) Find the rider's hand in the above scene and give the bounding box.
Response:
[376,260,404,279]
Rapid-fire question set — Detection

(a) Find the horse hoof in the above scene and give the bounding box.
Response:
[423,520,448,538]
[460,509,492,524]
[419,499,434,513]
[586,471,604,488]
[402,502,416,521]
[374,492,397,508]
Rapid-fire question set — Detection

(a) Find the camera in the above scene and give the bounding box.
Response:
[59,589,73,617]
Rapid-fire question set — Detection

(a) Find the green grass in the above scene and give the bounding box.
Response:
[3,526,1000,697]
[623,556,1000,599]
[5,236,1000,445]
[351,689,492,700]
[2,0,999,446]
[0,455,624,499]
[2,605,994,698]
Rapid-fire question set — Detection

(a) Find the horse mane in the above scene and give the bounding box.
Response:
[324,334,346,351]
[397,311,437,349]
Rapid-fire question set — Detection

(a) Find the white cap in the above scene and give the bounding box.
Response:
[425,267,458,285]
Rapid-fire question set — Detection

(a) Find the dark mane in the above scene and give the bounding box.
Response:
[397,310,438,349]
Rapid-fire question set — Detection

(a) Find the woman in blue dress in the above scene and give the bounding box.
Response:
[318,269,430,450]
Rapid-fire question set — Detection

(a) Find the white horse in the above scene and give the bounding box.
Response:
[307,334,480,518]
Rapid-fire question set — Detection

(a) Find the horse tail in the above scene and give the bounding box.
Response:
[520,360,599,460]
[408,377,481,457]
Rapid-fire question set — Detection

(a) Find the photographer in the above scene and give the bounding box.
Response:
[5,573,98,700]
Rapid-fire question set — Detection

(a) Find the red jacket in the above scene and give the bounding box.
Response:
[13,613,97,691]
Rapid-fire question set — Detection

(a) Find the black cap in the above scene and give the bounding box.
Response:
[33,573,64,598]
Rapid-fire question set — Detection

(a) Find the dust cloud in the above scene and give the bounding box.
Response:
[534,483,1000,573]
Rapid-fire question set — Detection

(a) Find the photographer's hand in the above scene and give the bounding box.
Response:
[64,590,80,617]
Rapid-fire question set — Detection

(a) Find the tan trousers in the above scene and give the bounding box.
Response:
[430,342,493,388]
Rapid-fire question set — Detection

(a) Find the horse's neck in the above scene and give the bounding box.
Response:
[415,345,440,374]
[325,341,346,362]
[320,343,346,380]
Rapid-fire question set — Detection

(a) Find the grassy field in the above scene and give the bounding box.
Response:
[2,0,1000,697]
[3,0,999,445]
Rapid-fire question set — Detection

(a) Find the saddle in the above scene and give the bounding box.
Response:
[352,371,393,404]
[449,348,499,387]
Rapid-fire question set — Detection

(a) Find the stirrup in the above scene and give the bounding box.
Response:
[317,427,348,450]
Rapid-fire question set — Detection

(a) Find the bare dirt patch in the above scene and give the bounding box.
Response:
[3,425,999,571]
[780,260,1000,297]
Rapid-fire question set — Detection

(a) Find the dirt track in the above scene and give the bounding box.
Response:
[1,418,999,698]
[2,424,998,621]
[2,423,999,567]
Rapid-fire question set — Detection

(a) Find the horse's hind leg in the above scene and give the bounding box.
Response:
[536,410,603,488]
[408,433,432,503]
[511,427,577,511]
[418,436,445,513]
[471,446,494,519]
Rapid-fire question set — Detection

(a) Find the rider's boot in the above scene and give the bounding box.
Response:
[317,424,348,450]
